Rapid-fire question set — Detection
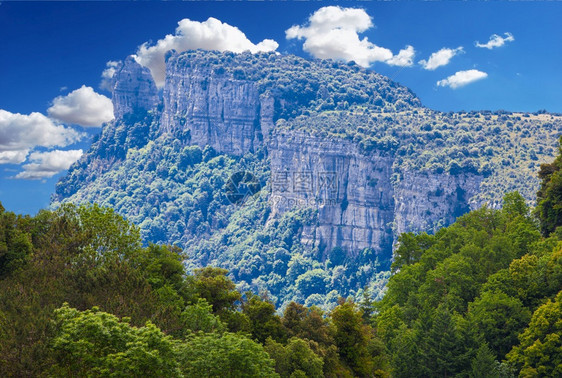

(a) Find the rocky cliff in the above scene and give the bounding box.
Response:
[112,56,159,119]
[268,131,396,256]
[267,129,485,255]
[392,171,483,237]
[159,53,271,155]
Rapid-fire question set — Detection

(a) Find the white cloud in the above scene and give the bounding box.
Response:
[437,69,488,89]
[47,85,114,127]
[0,109,81,165]
[15,149,83,180]
[419,47,463,70]
[100,60,121,91]
[286,6,415,68]
[386,45,416,67]
[476,32,514,49]
[0,150,29,164]
[135,17,279,87]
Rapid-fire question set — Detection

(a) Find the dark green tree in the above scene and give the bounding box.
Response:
[535,136,562,236]
[331,299,374,376]
[507,290,562,377]
[422,305,467,377]
[468,291,531,358]
[264,337,324,378]
[470,343,497,378]
[242,293,287,344]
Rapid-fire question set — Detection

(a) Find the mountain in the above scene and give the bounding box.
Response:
[52,50,562,308]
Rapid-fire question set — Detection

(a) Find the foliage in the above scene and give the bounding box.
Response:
[375,187,562,377]
[176,332,278,377]
[535,136,562,236]
[0,203,192,375]
[49,304,181,377]
[264,337,324,378]
[179,298,225,334]
[242,293,287,343]
[507,290,562,377]
[0,201,388,376]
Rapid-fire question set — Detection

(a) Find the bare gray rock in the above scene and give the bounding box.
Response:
[111,56,159,119]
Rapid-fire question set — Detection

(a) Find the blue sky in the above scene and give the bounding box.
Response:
[1,1,561,214]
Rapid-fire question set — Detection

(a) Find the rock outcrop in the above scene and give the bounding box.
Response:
[160,54,269,155]
[268,130,483,255]
[393,171,483,237]
[268,131,395,256]
[111,56,159,119]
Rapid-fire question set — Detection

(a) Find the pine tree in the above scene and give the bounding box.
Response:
[470,343,497,378]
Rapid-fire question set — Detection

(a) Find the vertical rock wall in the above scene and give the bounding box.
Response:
[111,56,159,119]
[268,131,483,256]
[160,56,272,155]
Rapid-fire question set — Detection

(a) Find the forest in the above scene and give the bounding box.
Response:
[1,140,562,376]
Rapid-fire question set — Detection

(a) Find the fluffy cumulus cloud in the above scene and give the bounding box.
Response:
[100,61,121,91]
[135,17,279,87]
[286,6,415,68]
[0,109,82,165]
[419,47,463,70]
[476,32,514,49]
[47,86,114,127]
[15,149,83,180]
[437,69,488,89]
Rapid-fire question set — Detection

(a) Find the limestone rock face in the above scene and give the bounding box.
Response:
[111,56,159,119]
[268,130,484,255]
[268,131,396,256]
[393,171,483,237]
[160,54,268,155]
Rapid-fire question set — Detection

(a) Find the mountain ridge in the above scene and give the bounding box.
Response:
[52,49,561,308]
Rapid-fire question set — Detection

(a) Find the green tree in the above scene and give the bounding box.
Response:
[507,290,562,377]
[180,298,225,334]
[49,303,181,377]
[283,302,334,346]
[468,291,531,358]
[470,343,498,378]
[422,305,468,377]
[331,299,374,376]
[535,136,562,236]
[176,332,278,377]
[360,286,375,322]
[389,324,423,378]
[193,267,241,315]
[242,293,287,344]
[264,337,324,378]
[0,210,32,278]
[391,232,434,273]
[502,191,529,220]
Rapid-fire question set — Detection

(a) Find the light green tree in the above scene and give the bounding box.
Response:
[507,290,562,377]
